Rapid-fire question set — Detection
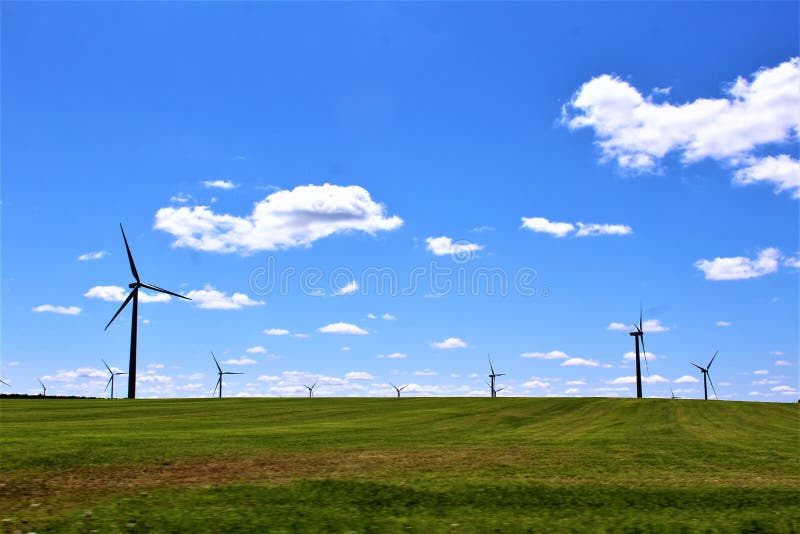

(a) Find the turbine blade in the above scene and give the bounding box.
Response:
[104,290,135,330]
[691,362,704,371]
[102,359,112,373]
[117,372,128,376]
[708,350,718,369]
[211,352,222,373]
[224,372,244,375]
[639,306,643,332]
[312,380,318,389]
[399,385,407,391]
[641,335,650,376]
[38,379,45,388]
[139,282,191,301]
[213,378,220,397]
[0,379,9,386]
[488,355,494,374]
[104,376,113,393]
[120,224,140,283]
[707,372,718,399]
[496,373,506,377]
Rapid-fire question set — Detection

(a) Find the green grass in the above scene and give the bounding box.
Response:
[1,397,797,532]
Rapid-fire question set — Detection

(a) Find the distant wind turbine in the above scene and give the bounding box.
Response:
[488,355,505,398]
[691,351,719,400]
[38,379,47,397]
[105,224,191,399]
[304,380,318,398]
[629,307,651,399]
[670,388,680,400]
[212,352,243,399]
[102,359,127,399]
[390,383,408,398]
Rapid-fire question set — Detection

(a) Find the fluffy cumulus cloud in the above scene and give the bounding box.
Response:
[203,180,237,189]
[520,350,569,360]
[607,319,670,333]
[32,304,81,315]
[430,337,468,349]
[425,236,484,257]
[562,357,599,367]
[521,217,632,238]
[674,375,699,383]
[245,346,267,354]
[185,285,264,310]
[42,367,107,382]
[77,251,108,261]
[695,248,781,280]
[154,184,403,254]
[222,357,257,365]
[263,328,290,336]
[562,57,800,198]
[318,322,368,335]
[84,286,171,303]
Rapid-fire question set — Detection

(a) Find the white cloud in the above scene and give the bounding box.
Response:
[562,358,599,367]
[340,346,351,352]
[674,375,699,383]
[425,236,484,257]
[203,180,237,189]
[611,375,669,384]
[77,251,108,261]
[147,363,165,369]
[695,247,781,281]
[430,337,468,349]
[222,358,257,365]
[607,319,670,333]
[566,380,586,386]
[574,223,633,237]
[154,184,403,254]
[770,351,785,356]
[414,369,438,376]
[771,385,796,393]
[622,351,660,361]
[775,360,791,366]
[318,322,368,335]
[520,350,569,360]
[345,372,374,380]
[377,353,407,359]
[257,375,280,382]
[366,313,377,319]
[263,328,290,336]
[170,192,192,204]
[562,57,800,197]
[42,367,107,382]
[565,388,581,394]
[734,155,800,198]
[382,313,396,320]
[522,379,551,389]
[335,280,359,296]
[84,285,171,303]
[185,285,264,310]
[472,226,495,233]
[784,253,800,268]
[32,304,81,315]
[716,321,732,327]
[521,217,574,237]
[245,346,267,354]
[753,370,769,375]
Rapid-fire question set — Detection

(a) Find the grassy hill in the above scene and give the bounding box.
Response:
[1,397,797,532]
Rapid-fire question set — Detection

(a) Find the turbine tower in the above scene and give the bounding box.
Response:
[102,359,127,399]
[212,352,243,399]
[488,355,505,398]
[691,351,719,400]
[304,380,318,398]
[628,308,650,399]
[390,383,408,398]
[105,224,191,399]
[38,379,47,397]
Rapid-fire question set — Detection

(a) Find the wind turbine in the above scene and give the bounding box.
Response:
[691,351,719,400]
[212,352,243,399]
[670,388,680,400]
[488,355,505,398]
[102,359,127,399]
[628,308,650,399]
[390,383,408,398]
[304,380,318,398]
[38,379,47,397]
[105,224,191,399]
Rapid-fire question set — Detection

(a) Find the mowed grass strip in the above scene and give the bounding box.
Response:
[1,397,798,532]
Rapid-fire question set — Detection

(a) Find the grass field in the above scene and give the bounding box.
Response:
[0,397,797,533]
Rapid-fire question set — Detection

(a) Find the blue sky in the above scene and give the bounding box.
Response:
[1,2,797,401]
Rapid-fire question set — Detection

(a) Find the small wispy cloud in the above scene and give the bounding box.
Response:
[345,372,374,380]
[77,251,108,261]
[203,180,237,189]
[32,304,81,315]
[520,350,569,360]
[318,322,368,335]
[222,358,257,365]
[245,346,267,354]
[186,285,264,310]
[521,217,632,238]
[607,319,670,333]
[562,357,599,367]
[377,353,407,359]
[715,321,732,327]
[430,337,468,349]
[425,236,484,257]
[335,280,359,296]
